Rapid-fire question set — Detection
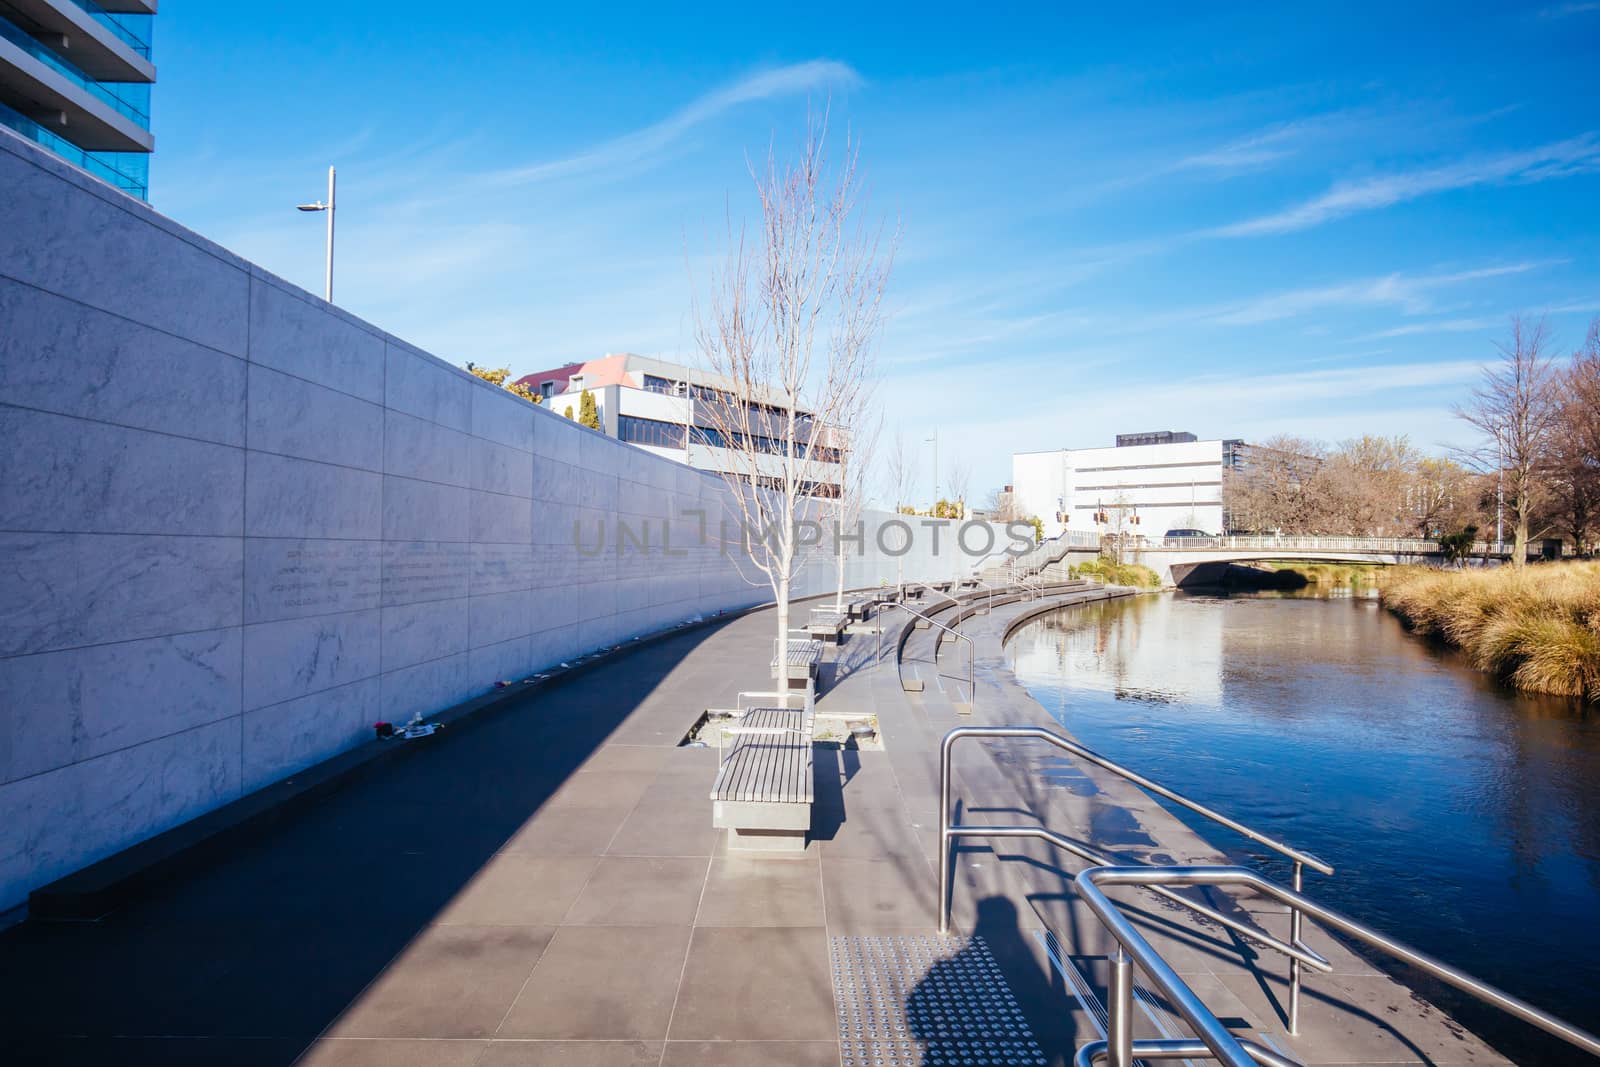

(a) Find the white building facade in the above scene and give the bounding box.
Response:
[1013,432,1240,539]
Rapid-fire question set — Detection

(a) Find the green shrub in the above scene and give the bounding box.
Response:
[1072,555,1161,588]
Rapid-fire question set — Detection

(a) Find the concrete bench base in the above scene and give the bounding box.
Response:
[713,801,810,852]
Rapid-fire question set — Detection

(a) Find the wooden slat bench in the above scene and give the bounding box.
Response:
[806,608,848,644]
[771,638,823,702]
[846,597,874,622]
[710,707,814,851]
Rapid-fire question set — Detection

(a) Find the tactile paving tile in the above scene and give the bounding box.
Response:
[831,934,1046,1067]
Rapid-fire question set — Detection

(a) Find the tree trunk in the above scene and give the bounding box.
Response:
[776,570,790,669]
[1513,514,1529,566]
[834,540,846,614]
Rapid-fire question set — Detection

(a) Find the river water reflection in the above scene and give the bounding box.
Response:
[1007,591,1600,1065]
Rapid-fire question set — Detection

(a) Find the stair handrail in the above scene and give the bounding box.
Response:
[1076,864,1600,1067]
[939,724,1333,1033]
[879,601,976,711]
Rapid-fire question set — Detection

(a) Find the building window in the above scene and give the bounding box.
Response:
[539,381,557,398]
[618,415,686,449]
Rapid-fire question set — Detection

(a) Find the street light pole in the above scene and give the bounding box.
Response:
[926,428,939,512]
[296,166,337,302]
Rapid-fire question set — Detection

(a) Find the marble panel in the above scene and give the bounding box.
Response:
[247,363,383,471]
[385,342,471,433]
[242,609,381,711]
[0,533,242,656]
[471,383,535,452]
[470,436,533,498]
[469,490,533,545]
[0,407,244,537]
[381,541,470,608]
[246,452,381,540]
[384,409,471,487]
[248,276,384,403]
[382,476,469,543]
[0,147,249,354]
[241,677,381,793]
[244,537,382,624]
[469,589,532,648]
[0,627,241,784]
[0,277,246,446]
[380,596,468,673]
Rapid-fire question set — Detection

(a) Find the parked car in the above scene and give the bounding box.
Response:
[1162,528,1215,546]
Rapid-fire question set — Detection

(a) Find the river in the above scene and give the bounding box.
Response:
[1007,590,1600,1065]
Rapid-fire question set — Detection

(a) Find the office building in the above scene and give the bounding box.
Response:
[1013,432,1245,538]
[0,0,155,199]
[516,353,845,496]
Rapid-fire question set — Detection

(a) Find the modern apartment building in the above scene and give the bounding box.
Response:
[1013,431,1246,538]
[515,353,846,497]
[0,0,155,199]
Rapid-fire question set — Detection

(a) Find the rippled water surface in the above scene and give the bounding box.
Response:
[1008,592,1600,1065]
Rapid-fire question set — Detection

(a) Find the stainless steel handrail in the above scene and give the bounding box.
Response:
[1076,865,1600,1067]
[879,602,977,711]
[899,579,962,616]
[1075,1038,1298,1067]
[939,725,1333,1031]
[940,823,1330,973]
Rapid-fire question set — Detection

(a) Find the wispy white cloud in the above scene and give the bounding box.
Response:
[1539,2,1600,16]
[1210,262,1552,325]
[1175,122,1307,172]
[1359,316,1503,339]
[479,60,861,188]
[1208,134,1600,237]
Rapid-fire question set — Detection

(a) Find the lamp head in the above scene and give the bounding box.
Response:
[296,201,328,212]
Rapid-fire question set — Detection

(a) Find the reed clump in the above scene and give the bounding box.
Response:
[1381,562,1600,700]
[1071,556,1162,589]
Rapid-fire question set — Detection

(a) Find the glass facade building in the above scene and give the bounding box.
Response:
[0,0,155,199]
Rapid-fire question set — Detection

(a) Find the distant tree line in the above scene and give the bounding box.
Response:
[1223,315,1600,563]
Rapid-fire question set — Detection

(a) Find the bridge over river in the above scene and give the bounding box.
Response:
[1131,534,1519,586]
[986,532,1524,588]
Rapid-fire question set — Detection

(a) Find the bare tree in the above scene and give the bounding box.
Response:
[1543,318,1600,553]
[1407,456,1481,539]
[884,428,920,513]
[1453,316,1560,564]
[693,111,894,653]
[1222,436,1326,533]
[982,486,1021,522]
[824,409,881,612]
[946,459,972,519]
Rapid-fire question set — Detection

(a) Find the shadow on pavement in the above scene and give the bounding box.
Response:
[0,622,729,1067]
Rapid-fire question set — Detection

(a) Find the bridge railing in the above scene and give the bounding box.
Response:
[1146,534,1493,554]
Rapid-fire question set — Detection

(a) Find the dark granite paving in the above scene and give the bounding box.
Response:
[0,591,1515,1066]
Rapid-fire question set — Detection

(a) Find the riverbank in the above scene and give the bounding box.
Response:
[1381,561,1600,700]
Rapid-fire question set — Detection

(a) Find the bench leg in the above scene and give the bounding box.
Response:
[727,827,809,852]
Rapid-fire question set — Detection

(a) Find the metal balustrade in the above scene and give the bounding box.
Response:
[937,725,1333,1033]
[879,602,976,710]
[1074,865,1600,1067]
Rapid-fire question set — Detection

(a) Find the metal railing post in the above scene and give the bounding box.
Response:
[1289,859,1303,1034]
[1109,948,1134,1067]
[939,737,953,935]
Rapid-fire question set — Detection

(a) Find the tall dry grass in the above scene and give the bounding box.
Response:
[1381,562,1600,700]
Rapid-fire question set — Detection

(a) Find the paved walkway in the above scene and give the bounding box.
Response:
[0,589,1516,1066]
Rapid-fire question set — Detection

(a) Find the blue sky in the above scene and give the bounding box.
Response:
[148,1,1599,501]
